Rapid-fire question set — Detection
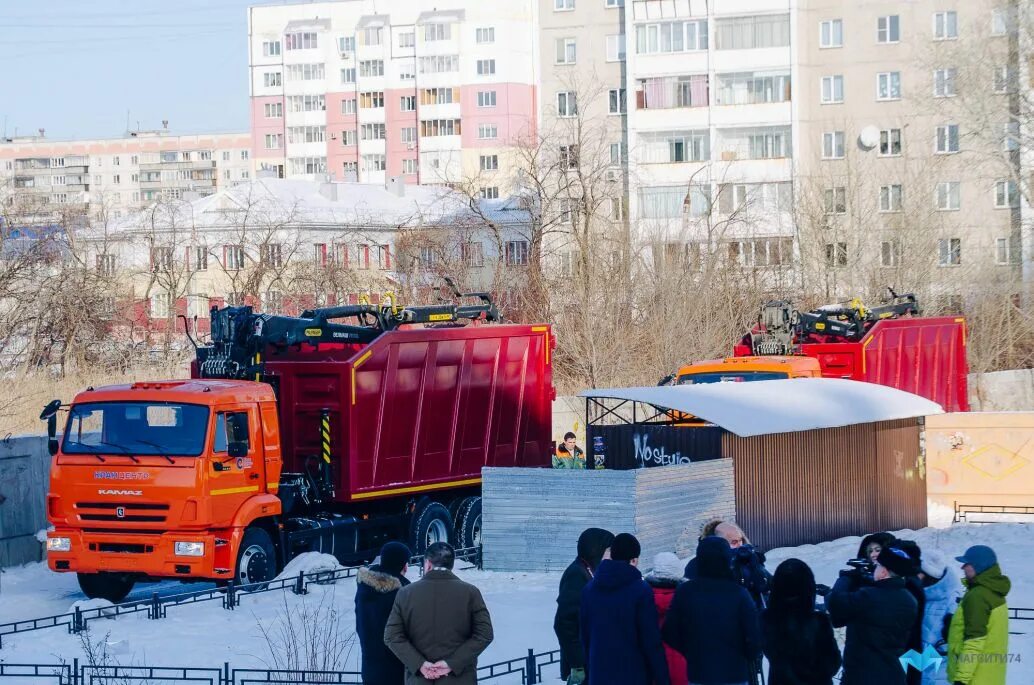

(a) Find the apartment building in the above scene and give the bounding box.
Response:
[624,0,796,279]
[0,131,253,222]
[248,0,538,197]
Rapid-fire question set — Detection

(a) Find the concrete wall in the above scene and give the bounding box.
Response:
[481,461,735,573]
[968,370,1034,411]
[0,435,50,568]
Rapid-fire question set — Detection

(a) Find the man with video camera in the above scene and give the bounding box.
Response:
[684,521,771,609]
[827,544,919,685]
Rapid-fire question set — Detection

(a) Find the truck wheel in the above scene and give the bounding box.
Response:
[235,527,277,589]
[409,501,453,555]
[457,497,483,551]
[77,572,135,603]
[448,496,474,538]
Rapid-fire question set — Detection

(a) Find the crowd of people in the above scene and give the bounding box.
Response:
[350,522,1012,685]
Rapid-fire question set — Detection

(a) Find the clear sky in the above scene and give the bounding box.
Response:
[0,0,313,140]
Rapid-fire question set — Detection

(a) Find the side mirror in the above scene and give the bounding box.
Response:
[40,400,62,456]
[228,441,248,458]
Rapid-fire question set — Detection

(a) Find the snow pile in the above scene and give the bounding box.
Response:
[69,598,117,618]
[35,527,54,544]
[274,552,343,580]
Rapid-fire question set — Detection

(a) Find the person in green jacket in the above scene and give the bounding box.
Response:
[947,545,1011,685]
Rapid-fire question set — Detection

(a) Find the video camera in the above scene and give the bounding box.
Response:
[839,557,876,584]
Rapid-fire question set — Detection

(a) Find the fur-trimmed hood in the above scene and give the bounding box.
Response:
[358,565,408,593]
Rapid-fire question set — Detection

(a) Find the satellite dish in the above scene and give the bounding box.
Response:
[858,125,880,150]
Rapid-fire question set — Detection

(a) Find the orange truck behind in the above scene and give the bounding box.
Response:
[675,356,822,385]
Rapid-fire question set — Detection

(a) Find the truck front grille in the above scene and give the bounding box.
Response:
[75,502,169,523]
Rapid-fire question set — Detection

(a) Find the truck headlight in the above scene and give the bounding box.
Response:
[174,541,205,557]
[47,537,71,552]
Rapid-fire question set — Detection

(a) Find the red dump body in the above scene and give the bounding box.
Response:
[734,316,969,412]
[215,323,556,503]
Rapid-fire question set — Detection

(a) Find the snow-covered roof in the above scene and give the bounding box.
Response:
[579,378,943,437]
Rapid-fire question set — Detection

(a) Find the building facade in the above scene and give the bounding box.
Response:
[248,0,538,197]
[0,131,254,223]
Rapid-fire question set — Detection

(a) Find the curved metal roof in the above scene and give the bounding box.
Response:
[579,378,943,438]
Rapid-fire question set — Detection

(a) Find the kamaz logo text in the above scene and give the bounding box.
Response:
[97,489,143,496]
[94,471,149,481]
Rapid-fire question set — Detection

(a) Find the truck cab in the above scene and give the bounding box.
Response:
[46,379,282,602]
[676,356,822,385]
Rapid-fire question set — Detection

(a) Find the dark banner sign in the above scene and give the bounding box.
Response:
[587,424,724,470]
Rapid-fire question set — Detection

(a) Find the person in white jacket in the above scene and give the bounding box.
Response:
[919,550,964,685]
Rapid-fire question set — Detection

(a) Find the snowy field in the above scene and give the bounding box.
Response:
[0,519,1032,683]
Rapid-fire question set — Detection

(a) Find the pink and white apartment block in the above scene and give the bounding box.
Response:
[248,0,538,195]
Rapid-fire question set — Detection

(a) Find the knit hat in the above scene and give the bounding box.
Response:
[649,552,685,581]
[378,541,411,575]
[695,536,734,580]
[877,546,919,577]
[955,545,997,575]
[611,533,642,562]
[920,549,949,580]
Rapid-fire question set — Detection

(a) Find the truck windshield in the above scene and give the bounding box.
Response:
[677,371,789,385]
[63,402,210,456]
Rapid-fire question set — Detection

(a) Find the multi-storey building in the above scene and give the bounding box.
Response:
[0,130,253,222]
[248,0,538,196]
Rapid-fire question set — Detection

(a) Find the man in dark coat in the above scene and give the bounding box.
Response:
[580,533,670,685]
[555,527,615,684]
[828,545,919,685]
[384,542,493,685]
[894,539,927,685]
[663,536,762,685]
[356,541,411,685]
[683,521,770,609]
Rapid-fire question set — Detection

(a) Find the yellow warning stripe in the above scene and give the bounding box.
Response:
[266,482,279,490]
[350,477,482,500]
[531,326,548,332]
[352,350,375,405]
[211,485,260,496]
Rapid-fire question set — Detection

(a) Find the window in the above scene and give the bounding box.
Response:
[285,31,318,50]
[400,95,416,112]
[934,68,957,97]
[260,243,283,268]
[820,19,843,48]
[638,75,709,109]
[606,34,626,61]
[419,55,459,74]
[934,11,958,40]
[338,36,355,53]
[936,182,961,210]
[288,126,327,144]
[606,0,624,6]
[264,290,284,315]
[398,62,416,80]
[150,291,172,319]
[363,154,387,172]
[714,14,789,50]
[877,72,901,100]
[995,180,1019,208]
[288,95,326,112]
[714,72,791,105]
[636,131,708,164]
[608,88,627,114]
[639,185,696,219]
[879,184,903,212]
[264,133,283,149]
[610,197,628,221]
[263,71,282,88]
[423,23,452,41]
[991,8,1014,36]
[994,66,1017,94]
[224,245,246,270]
[359,60,384,77]
[112,174,121,184]
[341,98,357,115]
[314,243,329,267]
[359,91,385,108]
[478,124,498,140]
[462,242,485,268]
[996,237,1018,265]
[877,15,900,43]
[560,144,578,169]
[262,40,281,56]
[881,240,901,267]
[476,27,495,44]
[360,123,386,140]
[821,75,844,103]
[1003,121,1020,151]
[341,68,356,84]
[362,27,383,46]
[288,156,327,175]
[936,124,960,153]
[938,238,961,266]
[341,129,357,146]
[420,119,461,137]
[477,59,496,75]
[555,37,577,64]
[342,161,358,180]
[880,128,902,156]
[150,246,173,272]
[505,240,529,266]
[286,63,326,82]
[822,131,845,159]
[717,127,790,160]
[478,91,497,107]
[480,186,500,199]
[96,253,116,276]
[400,127,417,144]
[398,31,415,48]
[421,87,459,105]
[635,19,709,54]
[401,158,418,175]
[825,242,848,267]
[555,0,574,9]
[824,187,847,214]
[610,142,628,165]
[557,91,577,117]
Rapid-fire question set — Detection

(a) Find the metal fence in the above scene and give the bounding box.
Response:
[0,547,481,649]
[0,647,559,684]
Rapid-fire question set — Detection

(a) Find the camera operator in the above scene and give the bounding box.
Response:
[685,521,771,609]
[828,546,918,685]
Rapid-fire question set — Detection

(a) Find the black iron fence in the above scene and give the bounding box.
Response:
[0,647,559,684]
[0,547,481,649]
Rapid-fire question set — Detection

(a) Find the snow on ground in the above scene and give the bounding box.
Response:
[0,522,1031,683]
